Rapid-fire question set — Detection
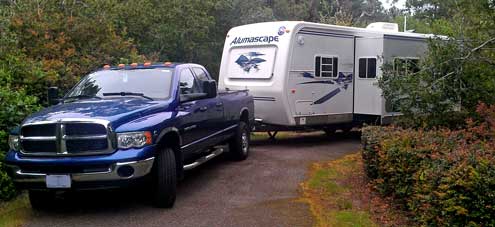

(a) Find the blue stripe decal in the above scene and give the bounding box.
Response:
[313,88,341,104]
[302,72,314,78]
[299,80,335,85]
[297,72,353,105]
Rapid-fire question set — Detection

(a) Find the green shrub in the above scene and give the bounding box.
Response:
[0,84,40,201]
[362,103,495,226]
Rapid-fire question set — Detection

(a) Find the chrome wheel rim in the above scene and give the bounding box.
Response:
[241,131,249,154]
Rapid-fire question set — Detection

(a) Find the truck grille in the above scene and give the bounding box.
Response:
[20,119,114,156]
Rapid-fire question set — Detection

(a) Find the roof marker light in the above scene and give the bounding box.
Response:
[130,63,138,68]
[144,62,151,67]
[103,65,111,70]
[118,64,125,68]
[164,62,173,66]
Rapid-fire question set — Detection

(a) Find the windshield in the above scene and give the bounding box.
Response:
[65,68,174,100]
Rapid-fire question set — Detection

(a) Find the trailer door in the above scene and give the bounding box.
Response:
[354,37,383,116]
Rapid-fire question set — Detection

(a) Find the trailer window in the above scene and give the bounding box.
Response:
[358,58,376,78]
[227,46,277,79]
[315,56,338,78]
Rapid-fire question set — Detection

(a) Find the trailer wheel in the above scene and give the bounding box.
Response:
[323,129,336,136]
[229,121,250,161]
[29,190,55,210]
[152,147,177,208]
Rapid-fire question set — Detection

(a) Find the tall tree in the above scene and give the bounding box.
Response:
[319,0,390,26]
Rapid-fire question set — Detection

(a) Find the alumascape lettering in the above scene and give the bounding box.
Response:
[230,36,279,45]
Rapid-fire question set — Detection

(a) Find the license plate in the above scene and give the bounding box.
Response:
[46,175,71,189]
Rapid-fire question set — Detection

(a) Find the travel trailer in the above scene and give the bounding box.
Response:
[218,21,434,135]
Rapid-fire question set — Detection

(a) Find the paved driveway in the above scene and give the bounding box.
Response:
[25,132,361,227]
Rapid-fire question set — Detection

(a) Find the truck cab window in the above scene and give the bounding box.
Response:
[315,56,338,78]
[192,67,209,82]
[179,69,201,94]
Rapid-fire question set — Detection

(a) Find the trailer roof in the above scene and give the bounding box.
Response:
[229,21,440,40]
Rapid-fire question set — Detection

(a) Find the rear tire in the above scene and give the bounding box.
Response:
[29,190,54,210]
[152,147,177,208]
[229,121,250,161]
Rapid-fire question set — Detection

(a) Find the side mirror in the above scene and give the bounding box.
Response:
[203,80,217,99]
[47,87,60,105]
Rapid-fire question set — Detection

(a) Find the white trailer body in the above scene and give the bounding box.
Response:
[218,21,430,130]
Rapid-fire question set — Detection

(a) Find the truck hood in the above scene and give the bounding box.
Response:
[23,98,172,128]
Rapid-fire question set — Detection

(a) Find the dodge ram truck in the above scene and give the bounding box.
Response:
[5,62,254,209]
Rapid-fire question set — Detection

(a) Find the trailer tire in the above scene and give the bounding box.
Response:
[28,190,54,210]
[323,128,336,136]
[152,147,177,208]
[229,121,250,161]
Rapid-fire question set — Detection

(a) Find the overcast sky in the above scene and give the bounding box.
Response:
[379,0,406,9]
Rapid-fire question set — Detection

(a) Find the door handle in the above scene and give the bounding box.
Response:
[216,102,223,107]
[199,106,208,112]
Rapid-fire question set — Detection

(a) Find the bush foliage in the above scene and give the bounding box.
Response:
[0,80,40,201]
[378,0,495,129]
[362,103,495,226]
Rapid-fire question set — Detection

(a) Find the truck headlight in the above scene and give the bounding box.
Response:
[8,135,20,151]
[117,131,152,149]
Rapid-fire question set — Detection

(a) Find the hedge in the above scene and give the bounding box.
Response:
[362,103,495,226]
[0,85,40,201]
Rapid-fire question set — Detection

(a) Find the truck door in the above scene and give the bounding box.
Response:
[178,68,212,154]
[192,67,225,146]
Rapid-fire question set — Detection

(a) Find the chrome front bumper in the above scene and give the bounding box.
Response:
[8,157,155,184]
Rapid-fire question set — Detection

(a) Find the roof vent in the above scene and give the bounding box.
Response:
[366,22,399,32]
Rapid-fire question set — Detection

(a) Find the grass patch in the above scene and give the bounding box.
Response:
[0,193,31,227]
[301,153,410,227]
[332,210,376,227]
[307,168,343,195]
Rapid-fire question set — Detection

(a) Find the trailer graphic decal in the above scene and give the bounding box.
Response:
[299,72,353,104]
[235,52,267,72]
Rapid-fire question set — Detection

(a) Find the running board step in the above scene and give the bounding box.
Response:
[183,147,225,171]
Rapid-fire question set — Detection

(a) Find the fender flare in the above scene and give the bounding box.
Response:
[156,127,182,147]
[155,127,184,178]
[239,107,249,118]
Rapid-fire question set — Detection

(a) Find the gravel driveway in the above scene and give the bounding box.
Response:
[24,132,361,227]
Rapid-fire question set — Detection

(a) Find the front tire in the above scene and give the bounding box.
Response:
[152,147,177,208]
[229,121,250,161]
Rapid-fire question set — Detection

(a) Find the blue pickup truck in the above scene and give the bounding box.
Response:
[5,62,254,209]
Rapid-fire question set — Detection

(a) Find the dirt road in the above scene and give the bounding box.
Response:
[24,132,361,227]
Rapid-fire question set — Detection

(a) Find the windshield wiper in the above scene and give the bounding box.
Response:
[63,94,102,101]
[102,92,154,101]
